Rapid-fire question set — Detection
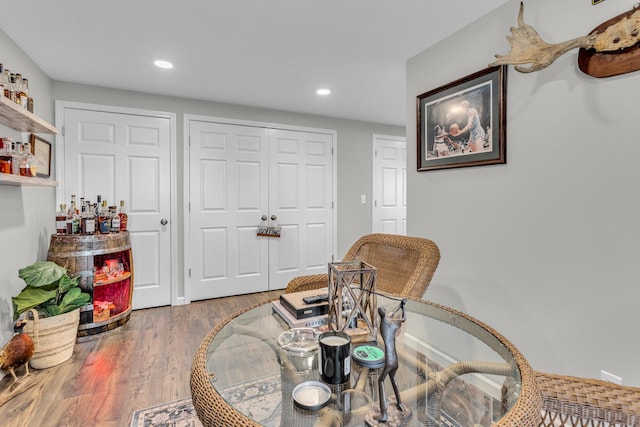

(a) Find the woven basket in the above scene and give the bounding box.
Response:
[23,308,80,369]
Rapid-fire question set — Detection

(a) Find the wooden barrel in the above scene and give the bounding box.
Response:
[47,232,131,290]
[47,232,133,339]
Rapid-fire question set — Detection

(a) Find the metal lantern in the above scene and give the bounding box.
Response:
[327,260,377,343]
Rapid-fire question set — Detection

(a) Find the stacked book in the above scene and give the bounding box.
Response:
[272,288,329,328]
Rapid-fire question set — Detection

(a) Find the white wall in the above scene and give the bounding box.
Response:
[0,30,56,346]
[52,83,403,298]
[407,0,640,385]
[0,25,404,343]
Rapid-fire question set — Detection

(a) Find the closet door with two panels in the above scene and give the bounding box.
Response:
[188,118,334,301]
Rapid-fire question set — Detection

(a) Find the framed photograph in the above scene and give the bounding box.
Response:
[29,134,52,178]
[417,65,507,171]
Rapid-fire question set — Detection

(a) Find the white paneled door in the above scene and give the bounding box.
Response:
[372,134,407,235]
[58,104,174,309]
[268,129,334,289]
[188,119,334,301]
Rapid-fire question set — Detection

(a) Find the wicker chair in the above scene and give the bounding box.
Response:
[285,233,440,299]
[537,371,640,426]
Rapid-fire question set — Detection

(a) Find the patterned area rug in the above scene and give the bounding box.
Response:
[130,374,281,427]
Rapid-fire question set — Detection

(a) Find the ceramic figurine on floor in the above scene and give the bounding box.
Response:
[0,320,34,383]
[366,298,412,426]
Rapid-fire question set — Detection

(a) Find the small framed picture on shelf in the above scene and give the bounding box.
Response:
[29,134,52,178]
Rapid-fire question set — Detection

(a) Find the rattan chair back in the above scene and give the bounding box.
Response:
[285,233,440,299]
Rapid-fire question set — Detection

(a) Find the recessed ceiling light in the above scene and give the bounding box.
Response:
[154,59,174,69]
[316,88,331,95]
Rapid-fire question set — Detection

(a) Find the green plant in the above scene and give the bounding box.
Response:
[12,261,90,321]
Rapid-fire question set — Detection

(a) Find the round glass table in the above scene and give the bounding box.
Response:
[190,294,541,426]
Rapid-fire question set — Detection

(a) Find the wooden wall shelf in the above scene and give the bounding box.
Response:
[0,96,58,134]
[0,173,58,187]
[0,96,59,187]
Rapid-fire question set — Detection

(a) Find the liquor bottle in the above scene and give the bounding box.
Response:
[80,203,88,234]
[95,195,102,233]
[8,73,17,103]
[56,203,67,235]
[16,74,27,110]
[91,203,98,234]
[99,200,110,233]
[22,141,36,176]
[2,69,11,99]
[24,78,33,112]
[67,195,80,235]
[0,137,13,174]
[0,64,6,97]
[110,205,120,232]
[18,143,30,176]
[72,202,81,235]
[22,78,31,112]
[66,195,76,234]
[118,200,128,232]
[14,141,34,177]
[0,67,10,99]
[11,142,23,175]
[83,201,96,235]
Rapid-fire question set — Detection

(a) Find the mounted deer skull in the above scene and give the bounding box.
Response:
[490,2,640,75]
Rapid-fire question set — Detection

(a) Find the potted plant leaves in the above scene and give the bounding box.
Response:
[11,261,90,368]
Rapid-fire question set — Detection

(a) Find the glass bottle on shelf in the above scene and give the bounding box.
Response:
[90,203,98,234]
[21,78,30,111]
[12,142,24,175]
[84,201,96,235]
[8,73,17,103]
[0,138,13,174]
[66,195,76,235]
[24,78,33,112]
[1,67,10,98]
[16,74,27,110]
[118,200,128,232]
[72,201,81,235]
[20,141,35,176]
[56,203,67,235]
[95,195,102,233]
[0,64,6,97]
[110,205,120,232]
[99,200,110,233]
[80,203,88,234]
[10,74,20,105]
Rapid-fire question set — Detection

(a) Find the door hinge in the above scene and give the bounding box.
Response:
[188,268,191,277]
[61,125,65,137]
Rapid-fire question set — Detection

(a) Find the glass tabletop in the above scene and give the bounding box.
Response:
[205,294,526,426]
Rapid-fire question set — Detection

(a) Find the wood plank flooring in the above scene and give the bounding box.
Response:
[0,290,282,427]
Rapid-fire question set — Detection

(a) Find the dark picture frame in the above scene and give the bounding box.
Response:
[29,134,52,178]
[417,66,507,171]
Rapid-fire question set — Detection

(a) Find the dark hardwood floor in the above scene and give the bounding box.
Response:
[0,290,282,427]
